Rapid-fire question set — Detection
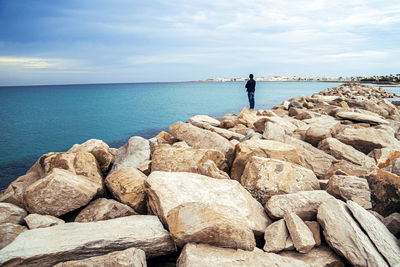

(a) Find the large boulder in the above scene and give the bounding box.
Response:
[231,139,305,181]
[110,136,150,173]
[24,214,65,229]
[324,160,374,179]
[23,168,100,217]
[0,216,176,266]
[347,200,400,266]
[166,202,255,250]
[240,156,320,205]
[54,247,146,267]
[253,111,298,134]
[145,171,271,235]
[74,198,137,222]
[176,243,311,267]
[105,167,147,214]
[0,223,27,249]
[265,191,335,220]
[279,245,345,267]
[336,111,389,125]
[263,219,289,253]
[317,199,388,267]
[284,211,315,253]
[168,122,235,165]
[0,202,27,224]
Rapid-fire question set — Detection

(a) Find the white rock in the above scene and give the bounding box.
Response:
[24,214,65,229]
[284,211,315,253]
[263,219,288,253]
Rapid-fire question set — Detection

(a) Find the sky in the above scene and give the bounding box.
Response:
[0,0,399,86]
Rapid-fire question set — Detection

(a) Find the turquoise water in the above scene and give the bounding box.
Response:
[0,81,340,189]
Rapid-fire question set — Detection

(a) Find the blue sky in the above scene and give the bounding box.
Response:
[0,0,399,85]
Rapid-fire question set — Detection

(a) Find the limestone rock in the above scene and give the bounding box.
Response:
[237,107,261,129]
[392,158,400,176]
[137,160,151,176]
[304,127,331,147]
[167,202,255,250]
[176,243,311,267]
[336,111,389,125]
[317,199,388,267]
[279,245,344,267]
[284,236,295,251]
[53,247,146,267]
[284,211,315,253]
[75,198,137,222]
[0,202,27,224]
[145,171,271,235]
[368,148,400,168]
[347,200,400,266]
[24,214,65,229]
[265,191,335,220]
[23,168,100,217]
[0,216,176,266]
[318,138,376,167]
[189,119,245,141]
[105,167,147,214]
[326,174,372,209]
[383,212,400,235]
[110,136,150,173]
[254,111,298,134]
[304,221,321,246]
[168,122,235,165]
[193,160,230,179]
[263,219,288,253]
[68,139,114,175]
[231,139,305,180]
[187,114,221,127]
[324,160,374,179]
[262,121,285,140]
[241,156,320,205]
[0,223,27,249]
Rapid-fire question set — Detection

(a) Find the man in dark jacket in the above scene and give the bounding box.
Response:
[245,74,256,109]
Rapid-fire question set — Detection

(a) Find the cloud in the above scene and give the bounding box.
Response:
[0,57,55,68]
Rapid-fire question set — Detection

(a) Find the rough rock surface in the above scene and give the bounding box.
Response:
[231,139,305,180]
[193,159,230,179]
[0,202,27,224]
[23,168,100,217]
[53,247,147,267]
[383,212,400,236]
[336,111,389,125]
[279,245,344,267]
[263,219,288,253]
[347,200,400,266]
[368,148,400,168]
[24,214,65,229]
[317,199,388,267]
[241,156,320,205]
[176,243,311,267]
[284,211,315,253]
[304,221,321,246]
[105,167,147,213]
[74,197,137,222]
[187,114,221,127]
[324,160,374,179]
[110,136,150,173]
[166,202,255,250]
[262,121,286,140]
[0,223,27,249]
[145,171,271,235]
[0,216,176,266]
[265,190,335,220]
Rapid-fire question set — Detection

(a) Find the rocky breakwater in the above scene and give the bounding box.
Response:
[1,83,400,266]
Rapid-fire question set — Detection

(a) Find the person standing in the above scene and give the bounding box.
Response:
[245,74,256,109]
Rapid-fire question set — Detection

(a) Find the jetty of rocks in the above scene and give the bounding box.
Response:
[1,83,400,266]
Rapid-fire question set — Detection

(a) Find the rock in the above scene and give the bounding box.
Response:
[105,167,147,214]
[241,128,262,141]
[265,191,335,220]
[346,99,390,117]
[110,136,150,173]
[0,216,176,266]
[336,111,389,125]
[137,160,151,176]
[335,126,400,154]
[24,214,65,229]
[279,245,345,267]
[176,243,311,267]
[145,171,271,235]
[326,175,372,209]
[0,223,27,249]
[319,180,328,190]
[168,122,235,165]
[383,212,400,235]
[187,114,221,127]
[347,200,400,266]
[68,139,114,175]
[149,131,176,153]
[324,160,374,179]
[193,160,230,179]
[318,138,376,167]
[231,139,305,181]
[392,158,400,175]
[317,199,388,267]
[304,127,331,147]
[263,219,288,253]
[240,156,320,205]
[284,211,315,253]
[237,107,261,129]
[0,202,27,224]
[366,168,400,216]
[189,119,245,141]
[23,168,100,217]
[262,121,285,140]
[166,202,255,250]
[368,148,400,168]
[284,236,295,251]
[369,210,385,222]
[304,221,321,246]
[254,111,297,134]
[53,247,146,267]
[75,198,137,222]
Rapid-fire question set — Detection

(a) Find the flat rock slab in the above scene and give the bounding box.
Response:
[0,202,27,224]
[24,214,65,229]
[145,171,271,235]
[279,245,345,267]
[284,211,315,253]
[336,111,389,125]
[347,200,400,266]
[0,215,176,267]
[317,199,388,267]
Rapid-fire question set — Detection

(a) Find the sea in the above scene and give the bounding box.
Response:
[1,81,397,189]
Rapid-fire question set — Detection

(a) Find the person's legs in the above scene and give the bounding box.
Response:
[248,92,255,109]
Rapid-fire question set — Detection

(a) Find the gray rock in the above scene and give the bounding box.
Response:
[284,211,315,253]
[383,212,400,235]
[0,202,27,224]
[0,223,27,249]
[24,214,65,229]
[263,219,288,253]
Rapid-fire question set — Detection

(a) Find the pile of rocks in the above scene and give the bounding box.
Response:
[1,83,400,266]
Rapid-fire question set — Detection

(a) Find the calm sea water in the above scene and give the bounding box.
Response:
[0,81,343,189]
